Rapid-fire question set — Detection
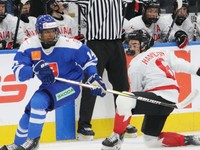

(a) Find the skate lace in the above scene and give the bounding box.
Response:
[126,124,134,129]
[21,138,33,149]
[7,144,18,150]
[84,128,92,131]
[108,133,119,143]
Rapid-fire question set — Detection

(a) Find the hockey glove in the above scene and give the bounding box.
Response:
[0,40,13,50]
[174,30,188,48]
[33,60,55,85]
[87,74,106,97]
[74,34,85,44]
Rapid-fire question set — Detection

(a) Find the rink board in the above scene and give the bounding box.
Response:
[1,42,200,145]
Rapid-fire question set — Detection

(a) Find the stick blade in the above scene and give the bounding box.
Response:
[176,89,199,109]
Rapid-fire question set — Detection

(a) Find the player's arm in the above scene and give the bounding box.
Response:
[75,44,106,97]
[167,50,199,75]
[12,52,34,82]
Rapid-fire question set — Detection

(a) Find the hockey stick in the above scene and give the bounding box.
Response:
[55,77,198,109]
[193,0,198,41]
[164,0,182,42]
[13,2,23,47]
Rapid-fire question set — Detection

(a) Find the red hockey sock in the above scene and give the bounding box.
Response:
[159,132,186,147]
[113,113,131,134]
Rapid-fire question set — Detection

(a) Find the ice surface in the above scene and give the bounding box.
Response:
[40,135,200,150]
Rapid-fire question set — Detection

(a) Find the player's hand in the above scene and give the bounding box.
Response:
[74,34,85,44]
[0,40,13,49]
[87,74,107,97]
[33,60,55,85]
[174,30,188,48]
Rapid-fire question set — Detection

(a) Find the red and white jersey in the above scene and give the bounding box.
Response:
[55,15,77,38]
[124,15,169,42]
[23,16,37,37]
[161,14,194,41]
[0,14,27,44]
[128,48,198,103]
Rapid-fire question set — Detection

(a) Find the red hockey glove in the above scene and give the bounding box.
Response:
[74,34,85,44]
[174,30,188,48]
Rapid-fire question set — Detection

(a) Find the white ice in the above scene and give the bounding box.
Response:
[40,135,200,150]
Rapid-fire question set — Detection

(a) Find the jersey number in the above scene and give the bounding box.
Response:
[155,58,175,80]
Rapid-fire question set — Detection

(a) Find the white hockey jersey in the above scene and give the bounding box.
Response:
[23,16,37,37]
[55,15,77,38]
[124,15,169,42]
[128,48,198,103]
[161,14,194,41]
[195,15,200,41]
[0,14,27,44]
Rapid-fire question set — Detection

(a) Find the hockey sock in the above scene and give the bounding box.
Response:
[27,92,50,139]
[113,113,131,134]
[159,132,186,147]
[14,113,29,145]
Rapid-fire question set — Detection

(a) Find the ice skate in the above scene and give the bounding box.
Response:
[0,144,18,150]
[185,135,200,145]
[15,137,40,150]
[101,132,125,150]
[125,124,137,138]
[77,127,95,141]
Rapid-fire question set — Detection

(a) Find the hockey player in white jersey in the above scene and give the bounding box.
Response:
[161,0,193,48]
[102,29,200,150]
[20,1,37,37]
[0,14,106,150]
[124,0,169,42]
[46,0,78,38]
[0,0,27,49]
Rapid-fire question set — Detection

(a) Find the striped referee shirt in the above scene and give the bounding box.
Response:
[59,0,125,40]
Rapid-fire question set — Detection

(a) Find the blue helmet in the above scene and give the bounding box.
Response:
[35,15,59,48]
[36,14,58,33]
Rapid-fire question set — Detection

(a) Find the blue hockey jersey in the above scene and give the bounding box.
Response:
[12,35,98,109]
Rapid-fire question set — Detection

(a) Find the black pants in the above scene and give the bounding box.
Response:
[78,40,129,129]
[132,92,175,136]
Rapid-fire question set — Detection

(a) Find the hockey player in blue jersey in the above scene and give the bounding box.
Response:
[0,14,106,150]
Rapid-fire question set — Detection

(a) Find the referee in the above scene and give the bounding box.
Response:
[74,0,138,140]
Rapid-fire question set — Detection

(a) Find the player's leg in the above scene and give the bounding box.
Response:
[17,91,51,150]
[102,94,136,150]
[143,131,200,147]
[77,85,96,141]
[107,40,137,138]
[0,91,51,150]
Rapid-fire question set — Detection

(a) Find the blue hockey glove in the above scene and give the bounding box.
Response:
[33,60,55,85]
[87,74,106,97]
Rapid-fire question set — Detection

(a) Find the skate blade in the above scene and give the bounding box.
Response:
[77,133,94,141]
[125,132,137,138]
[101,144,121,150]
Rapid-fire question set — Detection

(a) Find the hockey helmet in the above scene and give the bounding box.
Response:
[142,0,160,25]
[125,29,154,56]
[173,0,189,25]
[46,0,64,15]
[35,15,59,48]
